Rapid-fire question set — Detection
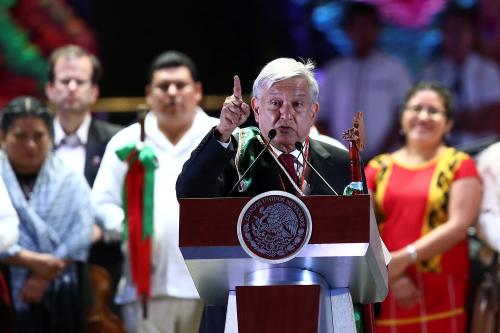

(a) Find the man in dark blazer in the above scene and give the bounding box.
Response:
[176,57,352,200]
[45,45,123,317]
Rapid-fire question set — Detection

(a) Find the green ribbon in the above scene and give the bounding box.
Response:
[353,303,362,332]
[116,142,158,239]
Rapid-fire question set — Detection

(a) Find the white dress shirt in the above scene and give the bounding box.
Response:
[53,114,92,175]
[91,108,219,302]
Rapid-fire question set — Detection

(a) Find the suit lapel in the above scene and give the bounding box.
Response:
[84,119,102,186]
[250,150,284,194]
[307,140,329,194]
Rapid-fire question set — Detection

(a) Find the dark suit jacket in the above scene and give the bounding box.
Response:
[85,118,122,187]
[176,128,353,199]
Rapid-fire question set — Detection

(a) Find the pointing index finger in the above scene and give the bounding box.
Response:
[233,75,242,100]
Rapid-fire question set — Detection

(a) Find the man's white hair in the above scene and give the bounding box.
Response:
[252,58,319,103]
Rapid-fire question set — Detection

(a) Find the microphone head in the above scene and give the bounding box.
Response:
[268,129,277,140]
[295,141,303,151]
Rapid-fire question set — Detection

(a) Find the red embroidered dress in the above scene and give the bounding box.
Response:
[365,147,479,333]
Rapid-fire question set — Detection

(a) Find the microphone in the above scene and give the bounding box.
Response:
[295,141,338,195]
[227,129,277,196]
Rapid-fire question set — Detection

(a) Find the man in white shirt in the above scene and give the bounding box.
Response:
[91,51,219,333]
[318,2,411,160]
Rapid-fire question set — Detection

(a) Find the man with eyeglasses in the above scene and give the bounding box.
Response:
[45,45,122,187]
[45,44,123,319]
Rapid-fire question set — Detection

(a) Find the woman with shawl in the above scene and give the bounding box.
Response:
[0,96,93,332]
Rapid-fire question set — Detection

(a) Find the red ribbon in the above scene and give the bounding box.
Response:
[124,159,151,298]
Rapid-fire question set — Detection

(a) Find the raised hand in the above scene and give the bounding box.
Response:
[215,75,251,142]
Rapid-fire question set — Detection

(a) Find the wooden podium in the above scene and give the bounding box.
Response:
[179,194,388,333]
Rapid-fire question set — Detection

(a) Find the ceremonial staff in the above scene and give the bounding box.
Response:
[343,112,376,332]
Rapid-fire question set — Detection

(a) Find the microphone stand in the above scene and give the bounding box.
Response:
[295,141,338,195]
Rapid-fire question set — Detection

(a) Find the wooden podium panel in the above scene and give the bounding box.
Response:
[179,195,370,247]
[236,285,320,333]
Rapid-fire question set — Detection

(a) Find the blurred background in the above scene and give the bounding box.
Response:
[1,2,499,331]
[0,0,498,126]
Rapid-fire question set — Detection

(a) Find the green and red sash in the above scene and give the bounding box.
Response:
[116,142,158,299]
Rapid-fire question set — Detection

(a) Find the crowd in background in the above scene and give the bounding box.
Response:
[0,1,499,333]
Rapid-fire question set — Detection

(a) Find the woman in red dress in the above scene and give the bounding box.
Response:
[365,82,482,333]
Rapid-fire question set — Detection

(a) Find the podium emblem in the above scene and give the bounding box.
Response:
[237,191,312,263]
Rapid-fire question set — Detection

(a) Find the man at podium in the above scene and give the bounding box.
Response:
[176,57,353,198]
[176,58,390,333]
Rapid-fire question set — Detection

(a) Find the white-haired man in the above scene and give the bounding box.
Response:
[176,57,353,198]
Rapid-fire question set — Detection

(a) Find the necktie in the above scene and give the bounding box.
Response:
[279,153,298,185]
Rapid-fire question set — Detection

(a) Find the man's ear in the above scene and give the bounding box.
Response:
[145,85,152,106]
[45,82,54,100]
[311,102,319,122]
[90,84,99,103]
[194,82,203,105]
[251,97,259,123]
